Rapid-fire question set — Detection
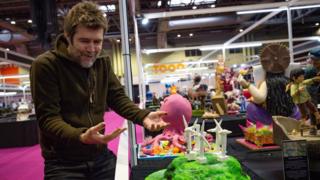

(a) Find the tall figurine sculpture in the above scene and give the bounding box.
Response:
[238,44,301,125]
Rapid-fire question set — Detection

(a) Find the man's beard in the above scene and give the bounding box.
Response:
[79,52,97,68]
[80,58,95,68]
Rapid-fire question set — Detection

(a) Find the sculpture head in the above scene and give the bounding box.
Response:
[260,44,290,73]
[160,94,192,134]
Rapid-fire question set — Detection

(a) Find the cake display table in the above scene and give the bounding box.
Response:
[0,115,38,147]
[131,137,320,180]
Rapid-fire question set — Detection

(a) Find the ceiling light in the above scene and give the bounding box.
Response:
[237,4,320,15]
[99,5,116,12]
[184,60,218,65]
[157,1,162,7]
[142,36,320,54]
[170,0,217,7]
[0,92,17,96]
[291,4,320,10]
[223,42,263,49]
[239,29,243,32]
[142,18,149,25]
[99,5,107,11]
[116,39,120,43]
[1,29,9,33]
[316,23,320,26]
[10,21,16,25]
[169,17,221,27]
[189,33,193,37]
[237,7,285,15]
[177,34,181,38]
[176,67,208,72]
[0,74,29,79]
[200,42,262,51]
[27,19,32,24]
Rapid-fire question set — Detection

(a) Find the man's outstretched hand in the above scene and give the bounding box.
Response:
[80,122,127,144]
[143,111,169,132]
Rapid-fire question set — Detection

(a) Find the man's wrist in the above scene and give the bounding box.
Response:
[79,133,86,144]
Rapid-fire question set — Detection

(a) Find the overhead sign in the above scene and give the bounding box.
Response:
[144,60,217,74]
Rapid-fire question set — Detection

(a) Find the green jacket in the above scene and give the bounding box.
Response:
[30,35,150,161]
[290,79,313,104]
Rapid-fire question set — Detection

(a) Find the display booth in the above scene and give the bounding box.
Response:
[125,1,320,179]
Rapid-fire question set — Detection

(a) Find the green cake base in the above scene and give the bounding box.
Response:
[146,153,250,180]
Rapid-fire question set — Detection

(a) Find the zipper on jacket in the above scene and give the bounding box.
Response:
[87,68,96,127]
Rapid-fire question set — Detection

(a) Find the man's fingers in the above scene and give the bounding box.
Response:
[145,123,152,131]
[156,111,167,116]
[149,124,157,132]
[91,122,105,133]
[103,128,127,142]
[162,121,170,128]
[148,121,168,132]
[113,128,127,134]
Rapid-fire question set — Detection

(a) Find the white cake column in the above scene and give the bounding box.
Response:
[218,129,232,161]
[183,115,197,160]
[194,124,201,152]
[196,120,207,164]
[207,119,222,153]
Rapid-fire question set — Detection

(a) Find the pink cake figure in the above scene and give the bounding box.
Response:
[160,94,192,134]
[141,94,192,155]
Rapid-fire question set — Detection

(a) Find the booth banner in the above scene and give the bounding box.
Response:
[0,66,19,85]
[144,61,216,75]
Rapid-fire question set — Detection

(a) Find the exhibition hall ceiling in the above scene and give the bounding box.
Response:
[0,0,320,59]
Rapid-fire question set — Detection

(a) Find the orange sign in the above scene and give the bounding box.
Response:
[0,66,19,85]
[151,63,186,73]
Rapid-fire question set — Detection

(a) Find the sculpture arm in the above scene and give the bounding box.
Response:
[238,75,267,104]
[248,81,267,104]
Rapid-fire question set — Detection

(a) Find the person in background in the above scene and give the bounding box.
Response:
[30,1,168,179]
[11,101,18,111]
[288,68,320,127]
[152,92,160,105]
[305,47,320,131]
[187,75,202,102]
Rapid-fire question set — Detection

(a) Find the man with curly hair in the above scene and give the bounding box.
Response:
[30,1,168,179]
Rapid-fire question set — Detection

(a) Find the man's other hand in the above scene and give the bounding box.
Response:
[143,111,169,132]
[80,122,127,144]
